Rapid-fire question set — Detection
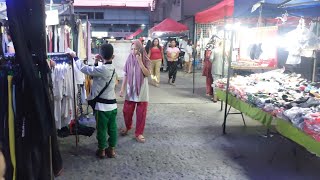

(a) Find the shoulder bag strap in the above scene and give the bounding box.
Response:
[94,69,116,100]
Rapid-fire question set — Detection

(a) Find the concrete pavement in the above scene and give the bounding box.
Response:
[57,71,320,180]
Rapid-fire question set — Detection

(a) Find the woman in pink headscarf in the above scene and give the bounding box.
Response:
[120,40,151,143]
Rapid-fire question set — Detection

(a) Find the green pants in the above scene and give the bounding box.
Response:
[95,109,118,150]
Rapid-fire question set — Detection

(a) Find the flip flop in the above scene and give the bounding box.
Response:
[106,147,116,158]
[136,135,146,143]
[120,128,129,136]
[96,149,106,159]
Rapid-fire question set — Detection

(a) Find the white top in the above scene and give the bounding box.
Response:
[179,40,188,52]
[73,59,85,84]
[76,60,117,111]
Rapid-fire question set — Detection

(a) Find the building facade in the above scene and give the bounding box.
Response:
[74,5,151,39]
[151,0,220,38]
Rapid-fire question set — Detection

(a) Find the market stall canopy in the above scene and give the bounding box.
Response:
[195,0,234,24]
[149,18,189,37]
[195,0,320,23]
[125,28,143,40]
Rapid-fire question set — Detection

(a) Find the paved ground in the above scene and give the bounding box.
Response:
[57,71,320,180]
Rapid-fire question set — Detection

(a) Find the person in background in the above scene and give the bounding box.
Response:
[120,40,151,143]
[179,36,188,68]
[7,32,15,54]
[202,49,213,97]
[72,44,118,158]
[166,39,180,86]
[162,40,170,72]
[148,38,164,87]
[210,40,228,102]
[145,40,152,54]
[184,39,194,73]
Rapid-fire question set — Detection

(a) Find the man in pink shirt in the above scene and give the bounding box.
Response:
[166,39,180,86]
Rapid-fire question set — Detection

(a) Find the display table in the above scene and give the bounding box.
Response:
[216,89,320,157]
[276,119,320,156]
[216,89,273,126]
[231,66,276,70]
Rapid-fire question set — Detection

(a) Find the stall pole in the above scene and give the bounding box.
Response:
[222,27,235,134]
[193,16,196,94]
[220,16,227,111]
[68,2,80,147]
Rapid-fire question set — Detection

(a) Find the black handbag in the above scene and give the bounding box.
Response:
[88,69,116,110]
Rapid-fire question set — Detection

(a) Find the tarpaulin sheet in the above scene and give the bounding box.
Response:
[195,0,320,24]
[149,18,189,33]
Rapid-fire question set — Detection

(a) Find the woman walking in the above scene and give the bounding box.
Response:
[166,39,180,86]
[120,40,151,143]
[148,38,164,87]
[184,39,194,73]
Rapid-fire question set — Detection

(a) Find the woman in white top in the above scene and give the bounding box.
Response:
[184,39,194,73]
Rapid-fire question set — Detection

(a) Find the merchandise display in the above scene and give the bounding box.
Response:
[215,69,320,142]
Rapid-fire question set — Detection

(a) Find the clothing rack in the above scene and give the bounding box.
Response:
[48,52,80,146]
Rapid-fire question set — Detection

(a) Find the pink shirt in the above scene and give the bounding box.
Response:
[166,47,180,61]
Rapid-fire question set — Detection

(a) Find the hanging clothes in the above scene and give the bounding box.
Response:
[54,26,58,52]
[77,21,87,60]
[48,26,53,53]
[8,75,16,180]
[59,25,65,53]
[87,21,92,61]
[52,63,77,129]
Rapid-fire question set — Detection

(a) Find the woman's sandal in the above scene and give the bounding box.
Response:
[106,147,116,158]
[96,149,106,159]
[120,128,129,136]
[136,135,146,143]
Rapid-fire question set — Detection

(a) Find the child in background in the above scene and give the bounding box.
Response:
[71,44,118,158]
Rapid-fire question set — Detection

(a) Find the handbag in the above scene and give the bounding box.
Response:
[88,69,116,110]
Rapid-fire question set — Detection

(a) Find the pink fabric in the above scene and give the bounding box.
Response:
[48,26,53,53]
[123,100,148,136]
[124,40,150,97]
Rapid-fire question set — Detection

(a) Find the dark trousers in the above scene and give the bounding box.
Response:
[168,61,178,83]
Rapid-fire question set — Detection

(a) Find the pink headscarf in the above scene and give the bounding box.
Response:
[124,40,150,97]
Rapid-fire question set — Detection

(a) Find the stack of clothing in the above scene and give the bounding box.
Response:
[215,69,320,142]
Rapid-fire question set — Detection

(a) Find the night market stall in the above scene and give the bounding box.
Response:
[197,0,320,157]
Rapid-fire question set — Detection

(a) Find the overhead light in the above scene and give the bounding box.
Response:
[111,36,115,39]
[155,32,164,36]
[92,31,108,37]
[45,10,59,26]
[141,24,146,27]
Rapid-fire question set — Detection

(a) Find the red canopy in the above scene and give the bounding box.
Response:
[125,28,143,40]
[195,0,234,24]
[149,18,189,34]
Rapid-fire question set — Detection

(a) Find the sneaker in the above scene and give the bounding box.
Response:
[170,82,176,86]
